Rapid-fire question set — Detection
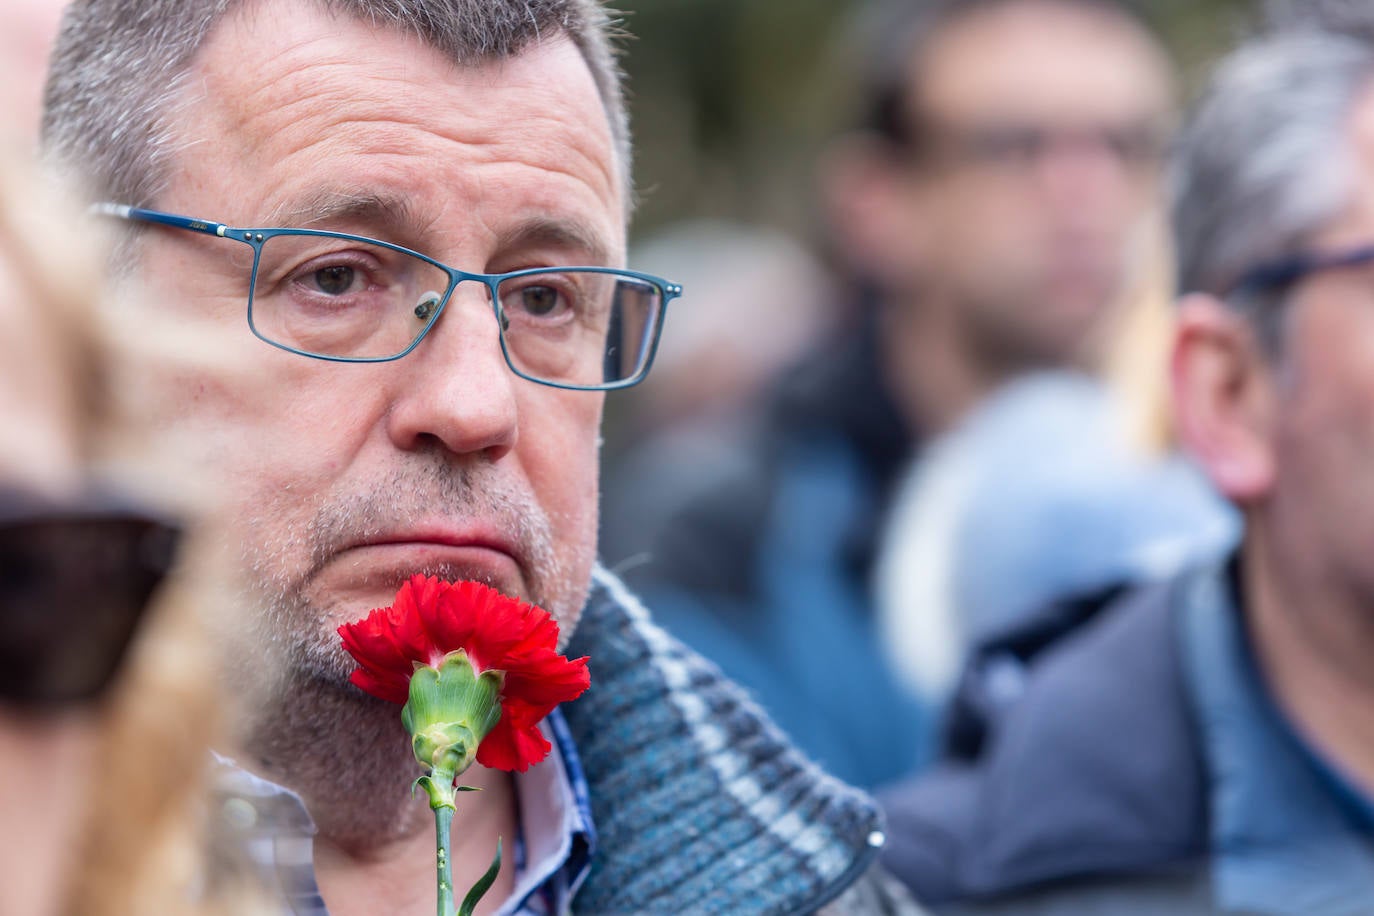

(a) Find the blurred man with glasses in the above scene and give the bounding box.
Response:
[832,0,1172,432]
[881,7,1374,913]
[42,2,923,914]
[601,0,1178,791]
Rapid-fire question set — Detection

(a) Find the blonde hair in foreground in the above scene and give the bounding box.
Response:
[0,145,260,914]
[1100,210,1180,454]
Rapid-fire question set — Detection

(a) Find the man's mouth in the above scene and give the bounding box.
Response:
[311,525,527,608]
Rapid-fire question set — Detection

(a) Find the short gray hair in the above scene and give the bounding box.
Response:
[1171,29,1374,349]
[43,0,630,208]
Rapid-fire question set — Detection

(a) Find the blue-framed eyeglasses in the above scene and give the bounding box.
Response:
[1230,242,1374,298]
[94,204,683,391]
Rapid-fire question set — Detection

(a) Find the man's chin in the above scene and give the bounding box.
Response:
[295,641,363,691]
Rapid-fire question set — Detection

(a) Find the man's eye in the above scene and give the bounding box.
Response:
[313,265,356,295]
[520,285,562,316]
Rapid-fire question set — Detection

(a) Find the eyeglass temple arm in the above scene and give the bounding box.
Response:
[1231,243,1374,296]
[91,203,232,238]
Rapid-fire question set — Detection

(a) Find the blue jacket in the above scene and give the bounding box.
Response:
[879,558,1374,915]
[601,319,933,789]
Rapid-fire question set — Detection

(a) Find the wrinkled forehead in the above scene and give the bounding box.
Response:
[157,2,627,256]
[908,0,1172,126]
[172,0,629,216]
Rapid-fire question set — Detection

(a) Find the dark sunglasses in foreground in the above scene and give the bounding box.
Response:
[0,490,180,706]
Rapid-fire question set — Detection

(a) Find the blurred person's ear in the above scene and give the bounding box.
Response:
[1171,292,1277,505]
[821,132,933,288]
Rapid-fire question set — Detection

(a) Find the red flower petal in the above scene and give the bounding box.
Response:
[348,667,410,705]
[477,699,552,772]
[337,576,590,772]
[338,609,416,702]
[446,585,544,672]
[502,656,590,709]
[416,578,476,663]
[338,607,406,672]
[391,575,447,667]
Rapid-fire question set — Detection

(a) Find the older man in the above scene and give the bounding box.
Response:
[42,2,919,914]
[880,15,1374,916]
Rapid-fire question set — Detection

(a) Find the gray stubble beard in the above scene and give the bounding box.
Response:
[221,455,594,847]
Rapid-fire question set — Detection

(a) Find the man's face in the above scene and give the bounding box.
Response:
[892,0,1171,369]
[135,1,622,682]
[1254,89,1374,605]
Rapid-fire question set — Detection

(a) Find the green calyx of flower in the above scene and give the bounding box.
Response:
[400,650,504,810]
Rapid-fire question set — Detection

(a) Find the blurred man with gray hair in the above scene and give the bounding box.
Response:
[880,9,1374,915]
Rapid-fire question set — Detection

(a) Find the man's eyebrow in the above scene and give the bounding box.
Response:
[262,191,417,232]
[261,195,614,265]
[494,217,614,267]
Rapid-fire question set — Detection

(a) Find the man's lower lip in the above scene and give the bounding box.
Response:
[317,543,523,589]
[305,543,527,627]
[313,542,523,605]
[339,542,517,570]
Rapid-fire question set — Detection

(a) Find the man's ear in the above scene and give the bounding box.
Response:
[1171,292,1277,504]
[819,133,929,285]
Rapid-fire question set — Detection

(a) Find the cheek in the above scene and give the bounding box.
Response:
[125,250,295,474]
[131,329,377,520]
[1284,292,1374,427]
[1268,388,1374,576]
[1271,302,1374,521]
[933,182,1040,269]
[1279,380,1374,479]
[518,389,602,534]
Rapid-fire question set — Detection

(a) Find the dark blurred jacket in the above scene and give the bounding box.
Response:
[880,556,1374,915]
[600,314,933,788]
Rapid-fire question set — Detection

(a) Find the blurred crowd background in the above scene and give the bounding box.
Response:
[603,0,1259,454]
[614,0,1250,243]
[597,0,1262,789]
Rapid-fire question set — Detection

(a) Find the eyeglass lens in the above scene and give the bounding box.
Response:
[495,269,662,387]
[249,234,663,386]
[249,233,452,362]
[0,516,178,705]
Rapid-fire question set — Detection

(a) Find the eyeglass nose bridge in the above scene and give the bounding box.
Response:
[407,270,511,355]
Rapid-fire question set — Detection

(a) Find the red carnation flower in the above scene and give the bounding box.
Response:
[338,575,590,773]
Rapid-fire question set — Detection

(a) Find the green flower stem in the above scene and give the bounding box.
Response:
[435,804,455,916]
[401,653,505,916]
[419,766,459,916]
[419,773,500,916]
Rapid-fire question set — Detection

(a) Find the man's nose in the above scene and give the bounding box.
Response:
[1033,131,1157,206]
[383,282,519,459]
